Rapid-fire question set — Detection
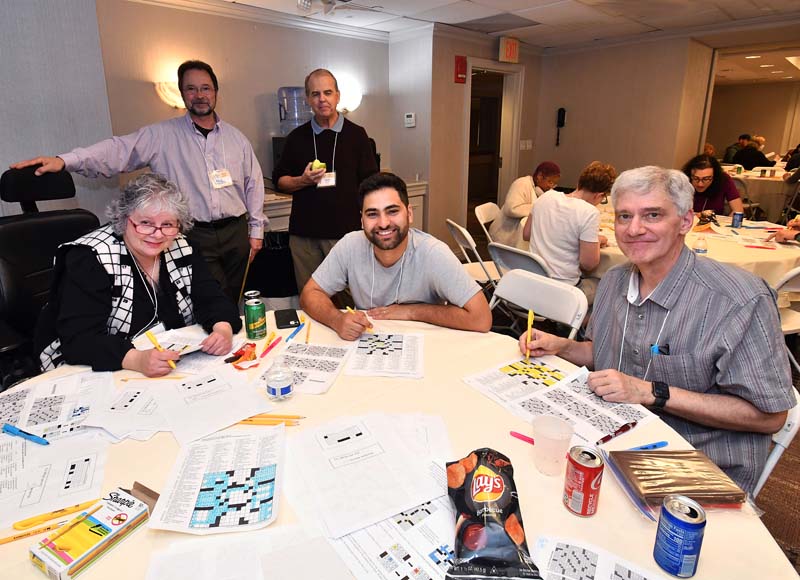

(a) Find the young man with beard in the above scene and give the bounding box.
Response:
[11,60,265,303]
[301,172,492,340]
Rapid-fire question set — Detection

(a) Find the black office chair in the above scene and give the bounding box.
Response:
[0,166,100,389]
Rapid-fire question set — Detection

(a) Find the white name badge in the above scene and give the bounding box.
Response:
[317,171,337,188]
[209,168,234,189]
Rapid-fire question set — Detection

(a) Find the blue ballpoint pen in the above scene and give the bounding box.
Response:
[628,441,668,451]
[285,322,305,343]
[2,423,49,446]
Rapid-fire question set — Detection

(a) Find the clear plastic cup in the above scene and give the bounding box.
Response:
[531,415,574,476]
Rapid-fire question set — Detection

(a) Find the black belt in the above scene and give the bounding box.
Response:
[193,215,244,228]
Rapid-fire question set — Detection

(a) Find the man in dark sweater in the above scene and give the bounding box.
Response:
[273,69,378,294]
[732,140,776,171]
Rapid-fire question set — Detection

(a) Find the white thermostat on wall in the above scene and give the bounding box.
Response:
[404,112,416,128]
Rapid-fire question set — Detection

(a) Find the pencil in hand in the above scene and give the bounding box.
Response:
[525,310,534,364]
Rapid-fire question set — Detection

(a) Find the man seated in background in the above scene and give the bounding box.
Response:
[301,172,492,340]
[489,161,560,249]
[519,165,795,494]
[723,133,751,163]
[522,161,616,305]
[733,138,776,171]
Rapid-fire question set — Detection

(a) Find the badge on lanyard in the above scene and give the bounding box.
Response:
[317,171,337,188]
[209,168,233,189]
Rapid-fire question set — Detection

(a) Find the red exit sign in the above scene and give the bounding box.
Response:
[499,37,519,63]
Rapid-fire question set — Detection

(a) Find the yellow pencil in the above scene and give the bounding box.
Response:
[346,307,373,332]
[42,505,102,547]
[14,498,99,530]
[248,413,305,420]
[260,331,276,357]
[145,331,177,370]
[237,418,300,426]
[526,309,534,364]
[0,521,66,545]
[305,319,311,344]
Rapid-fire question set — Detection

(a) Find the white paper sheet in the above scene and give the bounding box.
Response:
[253,342,353,395]
[288,413,445,538]
[149,426,284,535]
[344,333,424,379]
[153,367,271,446]
[82,383,168,441]
[532,536,667,580]
[0,432,108,529]
[2,371,110,441]
[464,362,654,444]
[0,435,28,498]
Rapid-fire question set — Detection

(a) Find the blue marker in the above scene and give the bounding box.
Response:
[285,322,305,343]
[2,423,49,446]
[628,441,668,451]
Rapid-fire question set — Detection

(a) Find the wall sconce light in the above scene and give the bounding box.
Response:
[335,73,363,114]
[154,81,185,109]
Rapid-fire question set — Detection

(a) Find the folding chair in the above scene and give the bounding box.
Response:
[474,202,500,244]
[445,219,499,289]
[488,242,554,278]
[752,386,800,498]
[488,269,587,339]
[730,176,761,220]
[774,266,800,375]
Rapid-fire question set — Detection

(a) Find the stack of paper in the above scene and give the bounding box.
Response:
[344,333,425,379]
[82,383,168,442]
[252,342,354,395]
[287,413,448,539]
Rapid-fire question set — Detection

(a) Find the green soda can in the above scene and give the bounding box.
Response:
[244,299,267,339]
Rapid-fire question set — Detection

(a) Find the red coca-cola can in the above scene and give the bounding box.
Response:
[563,445,604,516]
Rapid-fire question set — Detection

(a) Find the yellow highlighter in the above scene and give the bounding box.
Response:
[13,499,99,530]
[526,309,534,364]
[145,330,177,369]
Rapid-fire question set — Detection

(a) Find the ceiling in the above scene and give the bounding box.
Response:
[716,47,800,84]
[225,0,800,50]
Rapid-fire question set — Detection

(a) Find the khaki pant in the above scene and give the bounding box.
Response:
[289,235,354,308]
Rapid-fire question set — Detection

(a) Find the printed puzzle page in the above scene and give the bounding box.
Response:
[253,342,354,395]
[344,333,424,379]
[464,360,654,443]
[149,426,284,535]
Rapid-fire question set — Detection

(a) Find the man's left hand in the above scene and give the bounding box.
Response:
[202,322,234,355]
[588,369,653,405]
[368,304,411,321]
[248,237,263,263]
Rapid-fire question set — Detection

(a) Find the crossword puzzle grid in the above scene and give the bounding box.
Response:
[0,388,30,425]
[377,542,434,580]
[189,465,276,528]
[28,395,65,426]
[547,543,599,580]
[394,501,437,531]
[286,343,349,359]
[358,334,405,356]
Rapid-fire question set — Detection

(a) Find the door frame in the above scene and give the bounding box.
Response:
[461,58,525,217]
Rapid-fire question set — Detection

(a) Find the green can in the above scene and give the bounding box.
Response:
[244,299,267,339]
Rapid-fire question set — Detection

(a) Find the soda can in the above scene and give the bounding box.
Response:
[653,495,706,578]
[760,169,767,177]
[244,290,261,301]
[563,446,603,517]
[735,165,743,174]
[732,212,744,228]
[244,299,267,340]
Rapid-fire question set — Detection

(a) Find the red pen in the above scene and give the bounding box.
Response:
[595,421,637,445]
[744,245,776,250]
[258,336,282,359]
[509,430,535,446]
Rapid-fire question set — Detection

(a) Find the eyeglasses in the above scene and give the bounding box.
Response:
[182,85,215,95]
[691,176,714,184]
[128,218,179,236]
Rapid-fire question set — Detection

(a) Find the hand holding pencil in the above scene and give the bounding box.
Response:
[334,307,371,341]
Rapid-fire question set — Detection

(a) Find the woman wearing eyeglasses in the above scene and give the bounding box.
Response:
[681,154,744,216]
[36,173,241,377]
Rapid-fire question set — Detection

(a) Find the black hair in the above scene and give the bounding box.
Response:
[738,133,751,141]
[681,154,725,197]
[358,172,409,208]
[177,60,219,92]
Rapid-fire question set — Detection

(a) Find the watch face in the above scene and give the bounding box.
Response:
[653,381,670,399]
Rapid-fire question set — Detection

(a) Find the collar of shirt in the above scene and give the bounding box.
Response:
[311,113,344,135]
[183,111,221,134]
[625,245,694,309]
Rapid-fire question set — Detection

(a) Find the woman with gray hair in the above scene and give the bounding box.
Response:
[36,173,241,377]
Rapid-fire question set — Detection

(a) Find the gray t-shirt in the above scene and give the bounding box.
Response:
[312,229,480,310]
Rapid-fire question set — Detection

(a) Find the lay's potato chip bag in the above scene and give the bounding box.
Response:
[446,448,541,579]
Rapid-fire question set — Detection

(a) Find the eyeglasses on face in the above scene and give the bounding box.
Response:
[182,85,215,95]
[691,176,714,184]
[128,218,179,236]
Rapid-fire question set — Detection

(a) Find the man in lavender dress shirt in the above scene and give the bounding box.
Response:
[12,60,265,302]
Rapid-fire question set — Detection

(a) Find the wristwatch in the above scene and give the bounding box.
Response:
[651,381,670,409]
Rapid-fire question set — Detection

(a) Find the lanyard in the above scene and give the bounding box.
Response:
[312,128,337,173]
[193,124,229,175]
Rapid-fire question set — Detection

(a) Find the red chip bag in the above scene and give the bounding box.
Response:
[446,448,541,579]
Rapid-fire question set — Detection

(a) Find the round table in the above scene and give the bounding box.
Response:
[733,173,793,223]
[1,316,796,579]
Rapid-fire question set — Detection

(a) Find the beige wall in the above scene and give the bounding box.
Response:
[706,82,800,158]
[533,38,707,186]
[674,40,715,167]
[429,28,542,243]
[94,0,391,180]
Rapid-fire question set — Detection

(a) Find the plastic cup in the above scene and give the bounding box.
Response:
[531,415,573,476]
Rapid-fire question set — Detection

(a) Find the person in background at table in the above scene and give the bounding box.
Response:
[703,142,716,158]
[489,161,561,249]
[723,133,751,163]
[783,144,800,172]
[522,161,616,305]
[517,165,795,494]
[682,154,744,215]
[301,172,492,340]
[766,216,800,243]
[12,60,266,303]
[273,69,379,296]
[732,138,776,171]
[35,174,242,377]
